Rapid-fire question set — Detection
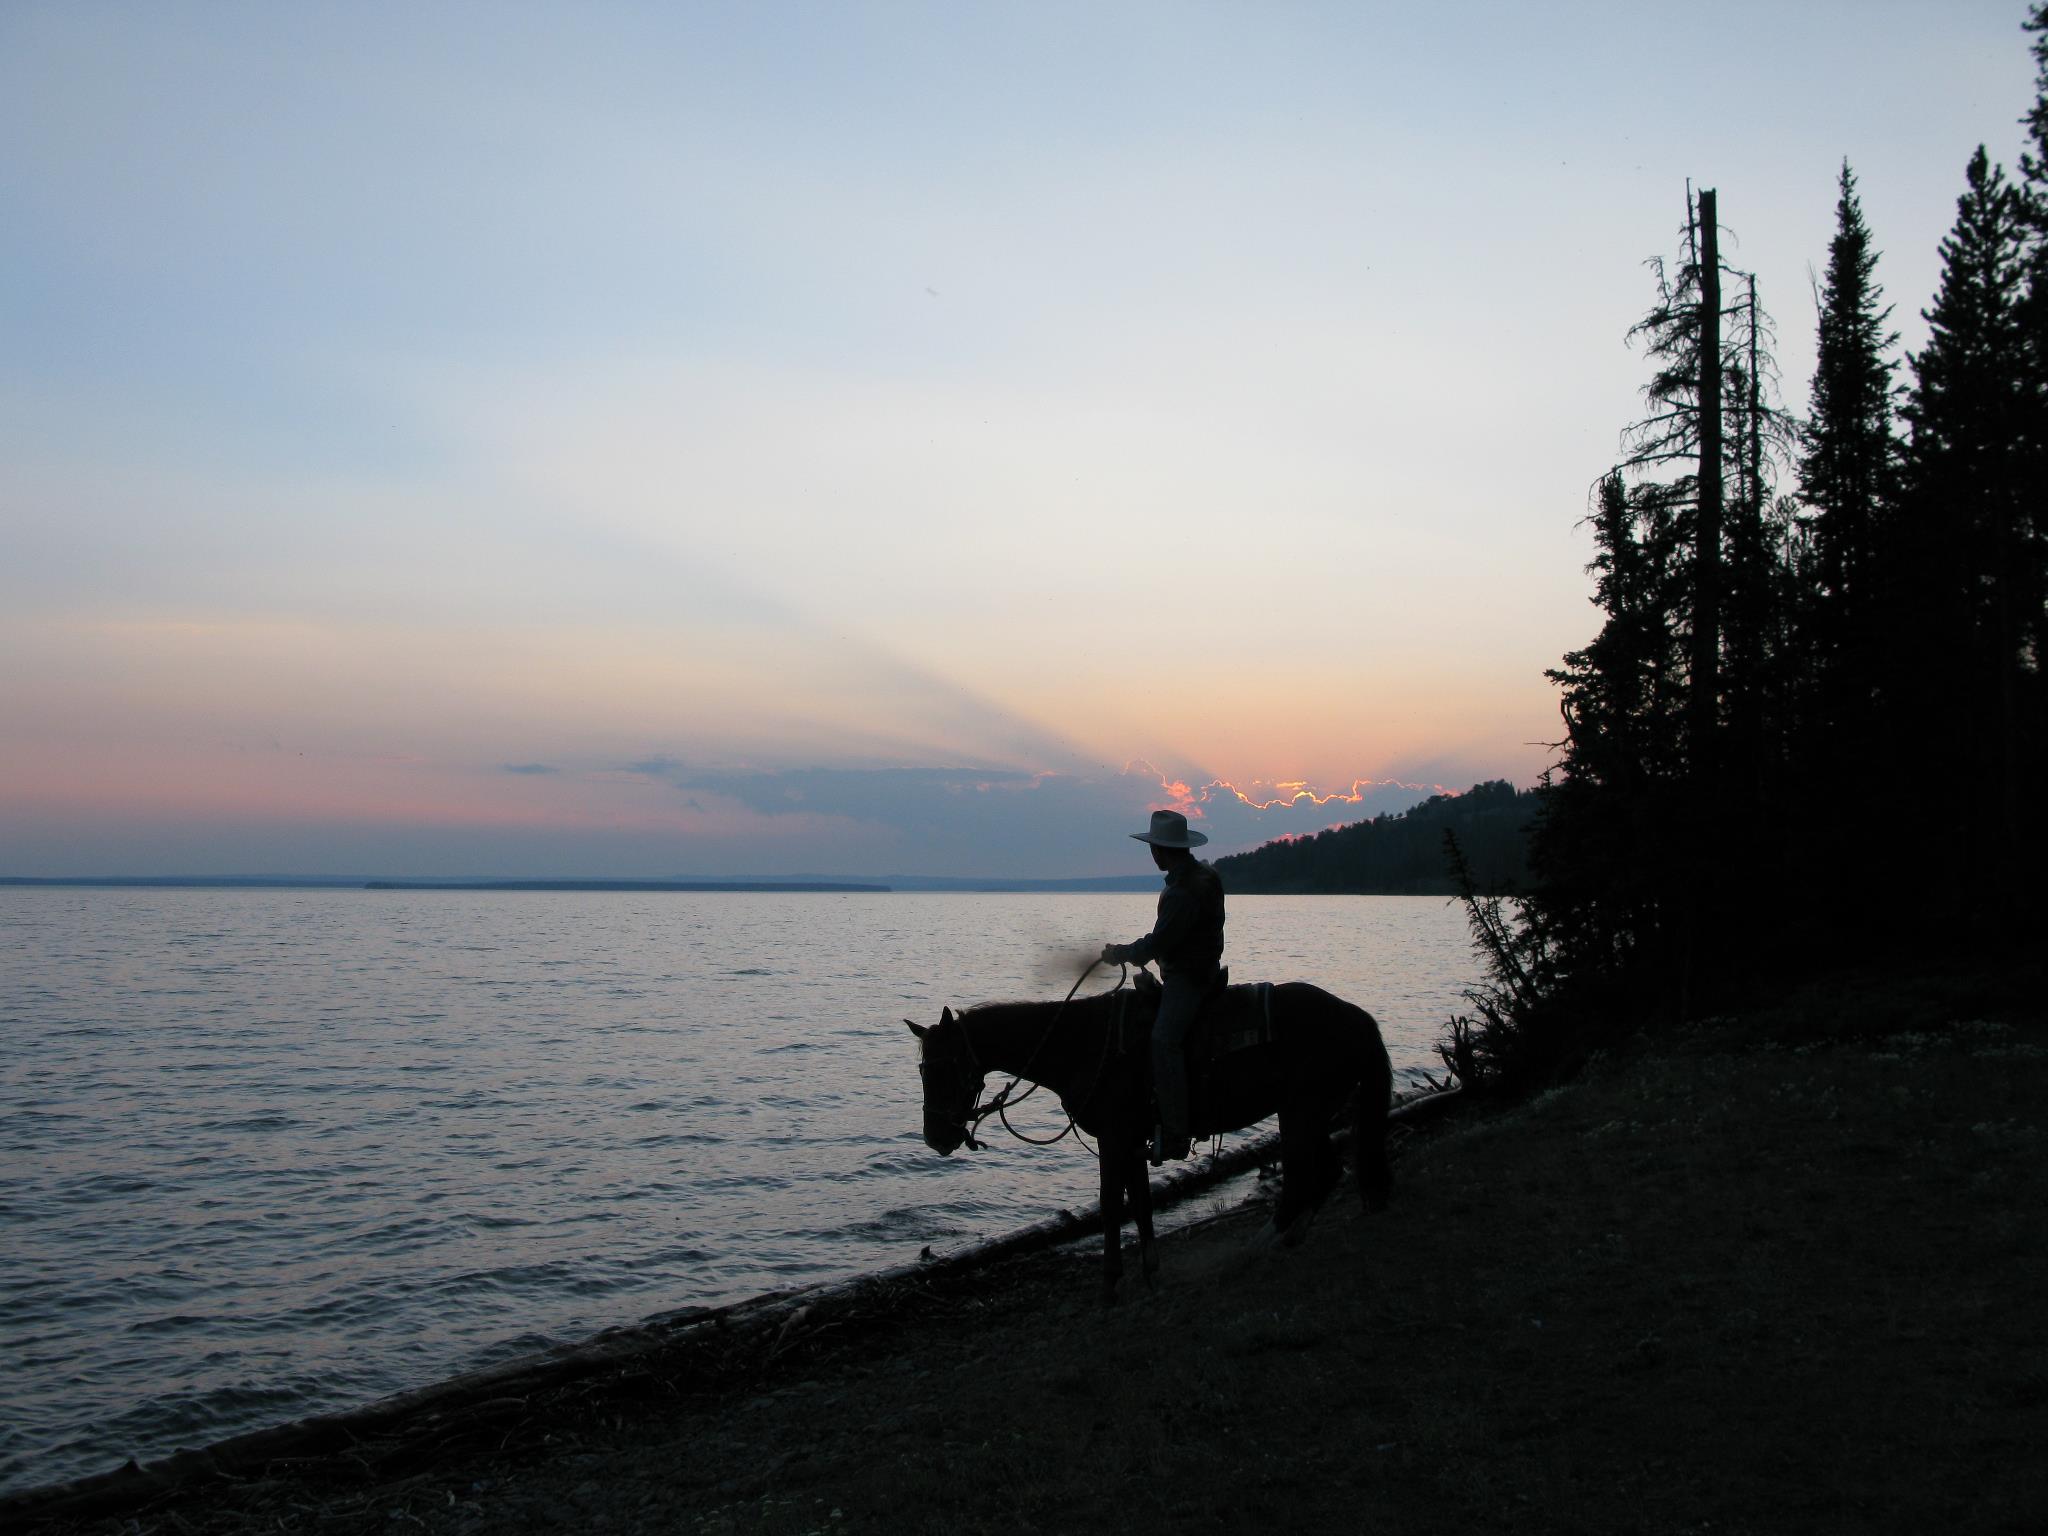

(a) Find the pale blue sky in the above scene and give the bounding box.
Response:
[0,2,2036,876]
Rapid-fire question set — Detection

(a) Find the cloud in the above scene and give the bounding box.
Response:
[616,757,1447,878]
[501,762,558,775]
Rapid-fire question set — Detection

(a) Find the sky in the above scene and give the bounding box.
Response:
[1,1,2038,879]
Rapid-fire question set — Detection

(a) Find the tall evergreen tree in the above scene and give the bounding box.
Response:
[1535,472,1690,988]
[2015,3,2048,826]
[1720,275,1799,822]
[1798,162,1899,648]
[2021,3,2048,195]
[1908,151,2028,475]
[1619,194,1794,731]
[2022,2,2048,447]
[1792,163,1901,909]
[1516,191,1799,1016]
[1899,146,2033,913]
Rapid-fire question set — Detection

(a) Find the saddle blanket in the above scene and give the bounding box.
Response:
[1192,980,1275,1063]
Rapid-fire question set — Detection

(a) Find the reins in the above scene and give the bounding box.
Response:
[959,959,1126,1154]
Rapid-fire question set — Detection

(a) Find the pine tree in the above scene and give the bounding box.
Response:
[1789,163,1901,912]
[1535,473,1690,987]
[2020,4,2048,443]
[1618,191,1793,768]
[1720,274,1799,826]
[1908,151,2028,476]
[2022,3,2048,191]
[1798,162,1899,648]
[2022,4,2048,474]
[1898,146,2032,911]
[2015,5,2048,856]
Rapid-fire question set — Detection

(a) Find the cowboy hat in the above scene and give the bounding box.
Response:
[1130,809,1208,848]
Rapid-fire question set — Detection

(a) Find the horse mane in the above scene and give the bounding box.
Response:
[955,997,1061,1021]
[955,993,1118,1026]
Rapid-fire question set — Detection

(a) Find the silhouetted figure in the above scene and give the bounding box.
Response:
[1100,809,1225,1162]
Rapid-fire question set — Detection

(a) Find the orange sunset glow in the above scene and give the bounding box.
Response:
[1128,763,1458,820]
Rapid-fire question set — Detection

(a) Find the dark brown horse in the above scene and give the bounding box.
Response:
[907,976,1392,1298]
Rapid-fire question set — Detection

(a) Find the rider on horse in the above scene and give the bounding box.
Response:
[1099,809,1226,1164]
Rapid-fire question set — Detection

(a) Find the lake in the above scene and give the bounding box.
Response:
[0,887,1478,1494]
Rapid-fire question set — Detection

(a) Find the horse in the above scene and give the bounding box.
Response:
[907,972,1392,1299]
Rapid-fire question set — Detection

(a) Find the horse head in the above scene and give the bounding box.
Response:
[905,1006,985,1156]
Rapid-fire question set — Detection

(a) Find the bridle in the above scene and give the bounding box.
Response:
[917,960,1129,1154]
[917,1017,989,1152]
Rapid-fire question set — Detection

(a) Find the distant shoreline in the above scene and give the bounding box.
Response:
[1,876,376,889]
[0,876,891,893]
[0,875,1166,893]
[0,876,1460,895]
[362,880,891,893]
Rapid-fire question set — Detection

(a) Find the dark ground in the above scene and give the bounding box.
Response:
[16,964,2046,1535]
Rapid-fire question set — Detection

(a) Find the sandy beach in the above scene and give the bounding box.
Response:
[14,963,2044,1535]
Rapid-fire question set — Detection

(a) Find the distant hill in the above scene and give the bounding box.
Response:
[1213,780,1536,895]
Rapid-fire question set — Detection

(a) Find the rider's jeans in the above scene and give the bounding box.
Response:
[1151,971,1207,1144]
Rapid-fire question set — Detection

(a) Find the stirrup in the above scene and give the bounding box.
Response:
[1149,1126,1190,1165]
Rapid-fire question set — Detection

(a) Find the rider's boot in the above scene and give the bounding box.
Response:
[1150,1122,1191,1165]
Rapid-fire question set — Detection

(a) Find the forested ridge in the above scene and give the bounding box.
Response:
[1214,781,1535,894]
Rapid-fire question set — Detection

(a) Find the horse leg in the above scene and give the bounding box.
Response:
[1356,1029,1393,1214]
[1097,1131,1127,1303]
[1313,1132,1343,1207]
[1357,1109,1391,1212]
[1128,1142,1159,1286]
[1273,1110,1317,1245]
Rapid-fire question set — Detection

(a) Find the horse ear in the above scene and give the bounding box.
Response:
[940,1006,955,1027]
[905,1020,928,1039]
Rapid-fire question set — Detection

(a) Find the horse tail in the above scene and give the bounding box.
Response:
[1353,1004,1393,1212]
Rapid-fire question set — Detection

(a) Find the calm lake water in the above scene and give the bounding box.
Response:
[0,888,1477,1494]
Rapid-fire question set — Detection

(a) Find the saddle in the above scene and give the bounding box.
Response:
[1129,967,1276,1066]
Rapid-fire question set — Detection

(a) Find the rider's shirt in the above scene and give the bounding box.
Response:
[1122,859,1225,980]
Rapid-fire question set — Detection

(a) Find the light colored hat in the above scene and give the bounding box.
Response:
[1131,809,1208,848]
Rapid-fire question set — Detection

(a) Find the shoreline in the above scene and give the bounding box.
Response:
[14,962,2042,1534]
[1,891,1475,1508]
[3,1088,1462,1525]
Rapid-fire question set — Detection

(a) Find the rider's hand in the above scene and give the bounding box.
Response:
[1099,943,1125,966]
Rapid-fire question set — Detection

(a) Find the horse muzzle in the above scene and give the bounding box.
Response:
[924,1117,968,1155]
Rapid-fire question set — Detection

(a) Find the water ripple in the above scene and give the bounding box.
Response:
[0,887,1472,1497]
